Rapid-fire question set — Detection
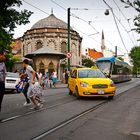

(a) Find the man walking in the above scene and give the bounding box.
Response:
[0,51,6,115]
[22,59,43,109]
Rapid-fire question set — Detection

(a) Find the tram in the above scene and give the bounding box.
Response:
[96,57,132,83]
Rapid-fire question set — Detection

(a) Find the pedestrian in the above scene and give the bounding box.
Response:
[44,72,49,88]
[16,73,31,106]
[65,69,69,84]
[52,70,57,87]
[62,71,65,83]
[22,59,43,109]
[0,51,6,115]
[37,70,44,88]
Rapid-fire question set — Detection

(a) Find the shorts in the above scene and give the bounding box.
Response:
[52,77,57,83]
[27,84,35,98]
[27,83,43,98]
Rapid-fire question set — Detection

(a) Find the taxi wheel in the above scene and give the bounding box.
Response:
[69,89,73,95]
[108,96,114,100]
[75,87,81,99]
[68,84,73,95]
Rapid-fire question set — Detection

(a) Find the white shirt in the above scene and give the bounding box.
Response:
[53,72,57,78]
[26,65,34,84]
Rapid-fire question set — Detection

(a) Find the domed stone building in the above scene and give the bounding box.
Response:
[21,12,82,79]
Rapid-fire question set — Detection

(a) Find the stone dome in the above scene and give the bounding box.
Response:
[31,14,73,30]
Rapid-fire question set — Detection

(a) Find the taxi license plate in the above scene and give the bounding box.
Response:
[97,90,104,94]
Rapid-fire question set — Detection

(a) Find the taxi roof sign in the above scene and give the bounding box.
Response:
[91,65,98,69]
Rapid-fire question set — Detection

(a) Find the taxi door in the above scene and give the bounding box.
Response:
[68,70,77,92]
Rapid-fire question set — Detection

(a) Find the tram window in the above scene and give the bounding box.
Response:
[96,61,111,75]
[112,65,123,75]
[123,67,130,74]
[117,68,123,74]
[112,64,117,75]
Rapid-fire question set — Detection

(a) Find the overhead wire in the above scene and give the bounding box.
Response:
[113,0,136,45]
[22,0,126,54]
[22,0,50,15]
[102,0,129,54]
[50,0,123,53]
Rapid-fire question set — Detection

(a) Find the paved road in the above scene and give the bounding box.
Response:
[44,82,140,140]
[0,78,140,140]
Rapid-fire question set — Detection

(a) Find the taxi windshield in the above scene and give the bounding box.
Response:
[78,69,105,78]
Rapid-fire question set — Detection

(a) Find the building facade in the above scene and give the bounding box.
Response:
[21,13,82,79]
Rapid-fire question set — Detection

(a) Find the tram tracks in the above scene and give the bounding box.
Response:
[31,85,140,140]
[0,84,136,124]
[31,100,107,140]
[0,96,76,123]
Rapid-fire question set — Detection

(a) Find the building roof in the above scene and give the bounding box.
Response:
[31,14,73,30]
[25,46,66,59]
[88,49,104,60]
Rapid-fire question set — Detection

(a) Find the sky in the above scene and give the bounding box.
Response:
[13,0,140,56]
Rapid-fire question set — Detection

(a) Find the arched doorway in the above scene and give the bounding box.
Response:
[48,61,54,76]
[39,61,45,75]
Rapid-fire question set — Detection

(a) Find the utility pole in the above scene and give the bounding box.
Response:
[67,8,71,71]
[115,46,117,57]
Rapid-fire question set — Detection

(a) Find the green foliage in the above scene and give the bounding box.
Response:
[118,57,124,61]
[129,46,140,74]
[5,53,19,71]
[0,0,33,52]
[121,0,140,34]
[82,58,95,68]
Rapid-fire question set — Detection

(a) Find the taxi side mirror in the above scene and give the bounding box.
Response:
[104,73,111,78]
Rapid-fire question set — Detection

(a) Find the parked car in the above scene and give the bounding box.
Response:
[5,72,20,92]
[68,66,116,99]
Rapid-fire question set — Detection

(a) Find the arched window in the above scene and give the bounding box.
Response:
[61,42,67,53]
[36,41,43,50]
[39,61,45,75]
[39,61,45,69]
[24,43,32,55]
[27,43,32,54]
[47,40,56,50]
[48,61,55,76]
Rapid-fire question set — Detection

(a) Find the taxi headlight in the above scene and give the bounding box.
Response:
[110,81,115,87]
[80,82,89,87]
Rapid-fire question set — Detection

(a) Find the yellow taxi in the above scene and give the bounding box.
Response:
[68,66,116,99]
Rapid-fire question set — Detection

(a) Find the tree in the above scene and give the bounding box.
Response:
[121,0,140,33]
[0,0,33,52]
[118,56,124,61]
[82,58,95,68]
[129,46,140,75]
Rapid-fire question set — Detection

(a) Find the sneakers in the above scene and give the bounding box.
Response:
[30,103,43,110]
[37,103,43,109]
[40,99,45,103]
[23,102,31,106]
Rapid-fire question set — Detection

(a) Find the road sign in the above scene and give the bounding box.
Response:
[66,52,72,58]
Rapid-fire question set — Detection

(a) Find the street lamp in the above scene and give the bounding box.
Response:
[104,9,109,15]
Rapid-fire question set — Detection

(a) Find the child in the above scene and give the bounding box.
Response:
[15,73,31,106]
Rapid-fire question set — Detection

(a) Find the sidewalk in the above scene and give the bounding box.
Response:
[52,82,68,88]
